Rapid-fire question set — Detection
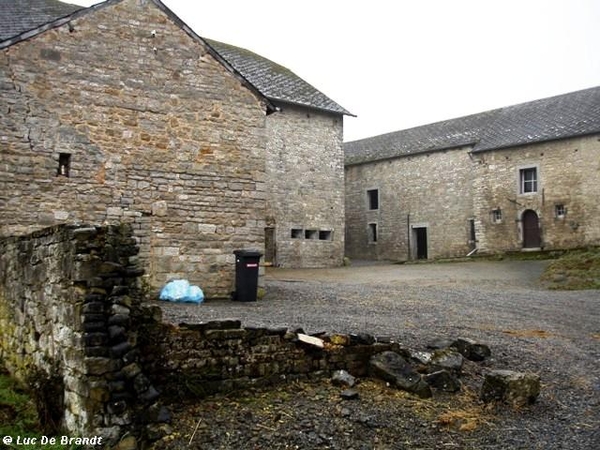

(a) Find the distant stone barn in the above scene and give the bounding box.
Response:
[344,87,600,261]
[0,0,350,296]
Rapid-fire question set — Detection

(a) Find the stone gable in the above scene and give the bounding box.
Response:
[0,0,268,296]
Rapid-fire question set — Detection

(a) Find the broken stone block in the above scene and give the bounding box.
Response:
[369,351,432,398]
[430,349,464,375]
[340,389,359,400]
[329,333,351,346]
[331,369,356,388]
[423,370,461,393]
[451,338,491,361]
[350,333,375,345]
[480,370,541,406]
[297,333,325,348]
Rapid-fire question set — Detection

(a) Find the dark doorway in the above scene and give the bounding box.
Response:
[522,210,541,248]
[265,227,275,266]
[413,227,428,259]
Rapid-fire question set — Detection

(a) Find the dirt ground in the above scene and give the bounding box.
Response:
[156,259,600,449]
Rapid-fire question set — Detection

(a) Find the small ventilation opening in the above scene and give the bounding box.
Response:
[291,229,303,239]
[305,229,318,240]
[319,230,332,241]
[57,153,71,177]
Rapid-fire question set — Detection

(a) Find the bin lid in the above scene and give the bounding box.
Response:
[234,249,263,258]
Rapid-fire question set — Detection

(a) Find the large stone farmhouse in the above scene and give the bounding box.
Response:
[0,0,349,296]
[345,87,600,261]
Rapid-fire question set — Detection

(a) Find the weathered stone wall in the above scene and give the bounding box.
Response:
[344,146,475,261]
[0,224,161,445]
[139,318,397,399]
[266,104,344,267]
[0,0,267,296]
[472,134,600,252]
[345,134,600,259]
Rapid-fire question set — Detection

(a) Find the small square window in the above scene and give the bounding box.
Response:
[367,189,379,210]
[491,209,502,223]
[555,204,566,218]
[519,167,538,194]
[368,223,378,243]
[291,229,303,239]
[318,230,332,241]
[57,153,71,177]
[305,229,318,240]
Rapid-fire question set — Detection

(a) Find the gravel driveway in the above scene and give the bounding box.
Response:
[157,260,600,449]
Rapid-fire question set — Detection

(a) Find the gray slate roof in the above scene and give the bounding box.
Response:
[0,0,82,41]
[0,0,350,116]
[205,39,351,116]
[345,86,600,165]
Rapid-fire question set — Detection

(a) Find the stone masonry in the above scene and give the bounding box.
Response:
[266,105,345,267]
[345,135,600,261]
[471,135,600,253]
[0,224,163,446]
[0,0,268,297]
[345,146,475,261]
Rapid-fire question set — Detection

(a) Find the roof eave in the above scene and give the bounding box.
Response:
[472,130,600,153]
[271,98,355,117]
[344,141,477,167]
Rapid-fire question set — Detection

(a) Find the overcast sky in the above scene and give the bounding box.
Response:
[72,0,599,142]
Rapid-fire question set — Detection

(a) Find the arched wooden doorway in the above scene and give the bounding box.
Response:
[522,210,541,248]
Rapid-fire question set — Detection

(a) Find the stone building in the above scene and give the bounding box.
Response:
[345,87,600,261]
[0,0,349,295]
[208,40,351,268]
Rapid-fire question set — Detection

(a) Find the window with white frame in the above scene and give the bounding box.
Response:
[491,208,502,223]
[555,204,566,218]
[519,167,538,194]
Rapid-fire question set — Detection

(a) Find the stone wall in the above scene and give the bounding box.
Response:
[0,0,267,297]
[472,134,600,253]
[345,134,600,260]
[266,104,345,267]
[138,318,397,399]
[0,224,161,446]
[345,146,475,261]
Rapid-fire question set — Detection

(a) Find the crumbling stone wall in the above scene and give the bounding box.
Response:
[139,318,397,399]
[0,224,160,446]
[0,0,267,297]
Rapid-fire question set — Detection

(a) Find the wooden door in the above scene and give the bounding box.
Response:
[522,210,541,248]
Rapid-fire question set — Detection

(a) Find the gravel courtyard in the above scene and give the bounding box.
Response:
[157,260,600,449]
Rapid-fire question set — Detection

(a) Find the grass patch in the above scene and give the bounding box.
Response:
[540,247,600,290]
[0,368,78,450]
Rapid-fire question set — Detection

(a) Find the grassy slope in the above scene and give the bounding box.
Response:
[540,247,600,290]
[0,369,77,450]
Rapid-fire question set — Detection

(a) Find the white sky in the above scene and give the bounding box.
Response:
[72,0,600,142]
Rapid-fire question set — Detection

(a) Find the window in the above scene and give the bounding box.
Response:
[291,229,303,239]
[519,167,538,194]
[492,209,502,223]
[367,189,379,210]
[368,223,378,243]
[318,230,332,241]
[57,153,71,177]
[555,204,566,218]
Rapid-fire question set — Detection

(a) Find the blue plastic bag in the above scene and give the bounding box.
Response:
[159,279,204,304]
